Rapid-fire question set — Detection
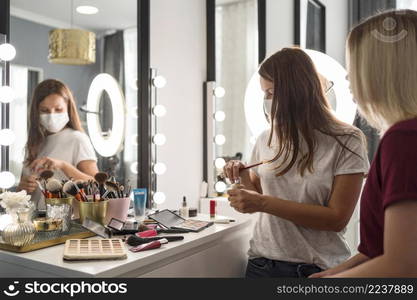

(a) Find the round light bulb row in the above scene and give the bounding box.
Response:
[213,85,228,193]
[152,75,167,205]
[0,43,17,189]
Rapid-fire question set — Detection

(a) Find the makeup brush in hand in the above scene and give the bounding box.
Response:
[39,169,54,180]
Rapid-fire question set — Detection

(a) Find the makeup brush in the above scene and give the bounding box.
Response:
[75,179,88,197]
[105,181,119,198]
[119,185,125,198]
[74,179,85,190]
[35,180,48,197]
[126,235,184,246]
[46,178,63,198]
[63,181,81,201]
[63,181,87,202]
[94,172,108,197]
[38,169,54,191]
[39,169,54,180]
[125,179,131,197]
[242,160,269,170]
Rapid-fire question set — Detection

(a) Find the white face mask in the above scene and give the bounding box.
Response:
[263,99,273,118]
[39,112,69,133]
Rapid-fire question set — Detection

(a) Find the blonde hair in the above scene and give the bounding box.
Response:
[347,9,417,133]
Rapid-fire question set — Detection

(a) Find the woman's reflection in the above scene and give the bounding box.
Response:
[17,79,98,209]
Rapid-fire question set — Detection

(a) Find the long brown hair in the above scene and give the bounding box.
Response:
[24,79,83,165]
[259,47,363,176]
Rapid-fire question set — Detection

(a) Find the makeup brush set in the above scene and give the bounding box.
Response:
[36,170,132,203]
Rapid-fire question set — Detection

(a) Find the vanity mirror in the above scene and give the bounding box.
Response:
[0,0,153,205]
[204,0,266,196]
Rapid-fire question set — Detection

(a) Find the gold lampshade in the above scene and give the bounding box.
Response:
[48,29,96,65]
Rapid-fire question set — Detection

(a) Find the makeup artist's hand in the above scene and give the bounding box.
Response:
[30,157,64,173]
[227,188,265,213]
[223,160,249,183]
[17,175,37,193]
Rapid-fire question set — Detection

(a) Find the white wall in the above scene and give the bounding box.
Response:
[150,0,206,210]
[266,0,349,65]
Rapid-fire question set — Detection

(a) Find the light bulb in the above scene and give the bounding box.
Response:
[0,129,15,146]
[152,76,167,88]
[0,86,15,103]
[214,158,226,169]
[76,5,99,15]
[214,134,226,145]
[0,43,16,61]
[214,87,226,98]
[130,162,138,174]
[153,192,166,204]
[215,181,227,193]
[153,162,167,175]
[214,111,226,122]
[153,105,167,117]
[153,133,166,146]
[0,171,15,189]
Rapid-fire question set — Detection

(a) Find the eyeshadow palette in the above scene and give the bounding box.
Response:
[63,239,127,261]
[148,209,214,232]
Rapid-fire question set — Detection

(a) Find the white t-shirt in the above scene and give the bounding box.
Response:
[23,128,97,209]
[248,127,369,269]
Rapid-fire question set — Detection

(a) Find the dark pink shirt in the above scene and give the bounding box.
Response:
[358,118,417,258]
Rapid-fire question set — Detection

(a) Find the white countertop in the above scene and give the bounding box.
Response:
[0,214,252,277]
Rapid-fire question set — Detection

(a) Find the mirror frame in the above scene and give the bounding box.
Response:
[0,0,10,173]
[0,0,154,206]
[204,0,266,196]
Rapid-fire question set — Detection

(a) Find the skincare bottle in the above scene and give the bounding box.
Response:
[179,196,189,218]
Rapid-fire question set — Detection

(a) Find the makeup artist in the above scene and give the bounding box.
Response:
[17,79,98,209]
[224,48,369,278]
[311,10,417,278]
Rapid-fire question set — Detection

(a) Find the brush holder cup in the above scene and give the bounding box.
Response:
[79,200,109,226]
[104,197,131,225]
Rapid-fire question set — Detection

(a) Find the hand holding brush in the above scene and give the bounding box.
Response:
[222,160,268,184]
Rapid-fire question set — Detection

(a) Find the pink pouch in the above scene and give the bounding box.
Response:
[105,197,131,225]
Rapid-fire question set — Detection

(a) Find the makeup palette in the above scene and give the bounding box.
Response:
[63,239,127,261]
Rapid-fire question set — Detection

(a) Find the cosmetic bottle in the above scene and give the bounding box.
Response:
[210,199,216,219]
[179,196,189,218]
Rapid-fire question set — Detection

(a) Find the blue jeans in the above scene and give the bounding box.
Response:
[245,257,322,278]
